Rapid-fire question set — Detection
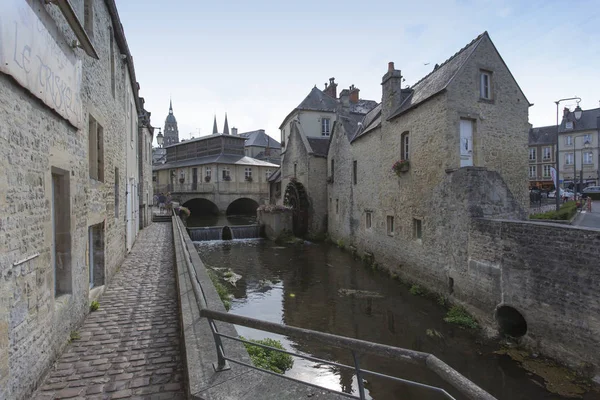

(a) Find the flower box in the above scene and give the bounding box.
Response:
[204,175,211,182]
[392,160,410,176]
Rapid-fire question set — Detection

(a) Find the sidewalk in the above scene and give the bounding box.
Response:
[34,223,185,399]
[573,200,600,229]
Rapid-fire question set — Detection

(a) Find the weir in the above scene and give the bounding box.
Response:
[188,224,261,241]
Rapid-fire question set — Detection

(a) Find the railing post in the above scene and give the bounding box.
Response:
[352,351,366,400]
[209,319,231,372]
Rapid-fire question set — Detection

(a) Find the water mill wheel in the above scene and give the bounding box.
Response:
[283,180,309,237]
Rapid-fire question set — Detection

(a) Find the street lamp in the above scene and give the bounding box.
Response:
[156,128,164,148]
[554,97,581,211]
[574,138,591,196]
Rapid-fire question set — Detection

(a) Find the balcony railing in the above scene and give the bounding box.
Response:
[154,181,270,195]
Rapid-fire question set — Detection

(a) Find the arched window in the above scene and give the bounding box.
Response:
[401,131,409,161]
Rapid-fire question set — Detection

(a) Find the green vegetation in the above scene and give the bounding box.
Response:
[207,270,232,311]
[240,337,294,374]
[336,239,345,249]
[409,285,424,296]
[530,201,577,221]
[69,331,80,341]
[437,295,448,307]
[444,306,479,329]
[90,300,99,312]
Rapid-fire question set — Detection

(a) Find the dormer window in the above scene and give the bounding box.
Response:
[480,71,492,100]
[565,121,573,129]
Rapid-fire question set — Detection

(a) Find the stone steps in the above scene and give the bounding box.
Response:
[152,214,171,223]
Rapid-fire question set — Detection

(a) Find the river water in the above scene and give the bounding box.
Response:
[194,238,598,400]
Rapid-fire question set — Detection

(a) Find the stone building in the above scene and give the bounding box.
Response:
[274,79,377,235]
[138,100,155,227]
[239,129,281,165]
[327,31,529,327]
[0,1,147,398]
[528,125,557,190]
[557,107,600,189]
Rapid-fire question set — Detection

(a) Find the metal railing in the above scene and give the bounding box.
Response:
[172,216,497,400]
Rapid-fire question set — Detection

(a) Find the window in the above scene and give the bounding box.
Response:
[584,152,593,164]
[331,159,334,182]
[528,165,536,178]
[336,199,339,214]
[565,136,572,146]
[528,148,536,161]
[365,212,372,229]
[565,153,573,165]
[245,167,252,179]
[543,165,551,177]
[265,169,272,180]
[353,161,357,185]
[322,118,330,136]
[386,216,394,236]
[480,71,491,100]
[84,0,94,40]
[565,121,573,130]
[206,167,211,178]
[543,147,551,160]
[294,163,297,178]
[401,131,409,161]
[583,134,592,144]
[109,29,115,98]
[88,115,104,181]
[52,169,72,297]
[222,168,230,180]
[413,218,422,241]
[114,168,119,219]
[88,222,105,289]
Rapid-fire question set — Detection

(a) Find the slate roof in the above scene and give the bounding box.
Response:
[559,107,600,133]
[529,125,557,146]
[267,168,281,183]
[352,103,382,142]
[307,137,330,157]
[239,130,282,149]
[153,154,279,171]
[164,133,245,149]
[350,99,379,115]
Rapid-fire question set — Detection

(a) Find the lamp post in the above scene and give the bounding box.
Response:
[554,97,582,211]
[573,137,591,197]
[156,128,164,148]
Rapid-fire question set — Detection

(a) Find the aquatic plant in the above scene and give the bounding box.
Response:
[409,285,424,296]
[90,300,99,311]
[207,270,232,311]
[240,336,294,374]
[444,306,478,329]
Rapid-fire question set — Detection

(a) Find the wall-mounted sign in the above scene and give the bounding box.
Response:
[0,0,83,128]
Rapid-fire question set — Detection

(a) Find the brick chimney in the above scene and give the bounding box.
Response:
[349,85,359,104]
[563,107,570,119]
[382,62,403,120]
[339,89,350,109]
[324,77,337,98]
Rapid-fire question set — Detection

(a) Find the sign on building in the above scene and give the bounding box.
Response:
[0,0,83,128]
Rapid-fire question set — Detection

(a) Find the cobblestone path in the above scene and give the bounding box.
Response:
[34,223,185,400]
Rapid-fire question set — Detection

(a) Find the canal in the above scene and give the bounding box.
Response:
[193,235,598,400]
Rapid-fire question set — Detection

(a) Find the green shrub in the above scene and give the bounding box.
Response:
[70,331,80,341]
[409,285,424,296]
[530,201,577,220]
[90,300,99,312]
[336,239,345,249]
[444,306,478,329]
[207,270,231,311]
[240,337,294,374]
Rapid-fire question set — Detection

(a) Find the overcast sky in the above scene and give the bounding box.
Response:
[116,0,599,145]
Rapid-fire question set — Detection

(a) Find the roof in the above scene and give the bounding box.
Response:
[164,133,245,149]
[529,125,557,146]
[350,99,378,114]
[306,137,330,157]
[153,154,279,171]
[559,107,600,133]
[267,168,281,183]
[352,103,382,142]
[239,130,281,149]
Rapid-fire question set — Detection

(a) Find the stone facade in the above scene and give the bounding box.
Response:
[0,1,146,398]
[138,104,154,228]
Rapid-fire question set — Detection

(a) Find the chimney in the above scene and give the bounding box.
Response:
[381,62,403,120]
[324,77,337,98]
[231,127,238,136]
[349,84,359,104]
[563,107,570,119]
[339,89,350,109]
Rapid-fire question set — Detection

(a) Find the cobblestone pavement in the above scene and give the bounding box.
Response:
[34,223,185,400]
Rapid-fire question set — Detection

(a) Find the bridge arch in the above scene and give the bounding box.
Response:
[182,198,219,217]
[226,198,259,216]
[495,305,527,338]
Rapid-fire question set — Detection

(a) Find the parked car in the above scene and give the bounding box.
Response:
[548,189,574,200]
[583,186,600,194]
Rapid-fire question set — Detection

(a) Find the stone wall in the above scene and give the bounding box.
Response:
[468,218,600,370]
[0,1,140,398]
[257,209,293,241]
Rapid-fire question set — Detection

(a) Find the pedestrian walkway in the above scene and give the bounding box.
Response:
[574,200,600,229]
[34,223,185,400]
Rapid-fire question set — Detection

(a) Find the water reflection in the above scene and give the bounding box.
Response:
[195,240,597,400]
[186,214,257,227]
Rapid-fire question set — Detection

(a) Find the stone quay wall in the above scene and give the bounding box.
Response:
[257,209,293,241]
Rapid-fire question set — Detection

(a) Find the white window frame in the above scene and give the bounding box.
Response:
[529,165,536,178]
[529,148,536,161]
[245,167,252,179]
[565,121,573,130]
[321,118,331,137]
[584,152,593,165]
[401,132,409,161]
[543,165,551,177]
[365,212,372,229]
[386,216,394,236]
[543,147,551,160]
[565,153,573,165]
[413,218,422,242]
[222,167,230,179]
[565,136,572,146]
[265,169,272,180]
[206,167,211,177]
[583,134,592,144]
[480,71,491,100]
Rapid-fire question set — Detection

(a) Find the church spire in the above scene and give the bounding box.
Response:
[169,98,173,114]
[223,113,230,135]
[212,115,218,134]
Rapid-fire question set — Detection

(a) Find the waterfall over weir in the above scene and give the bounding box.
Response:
[188,225,261,242]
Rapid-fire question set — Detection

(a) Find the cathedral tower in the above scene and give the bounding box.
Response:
[164,99,179,146]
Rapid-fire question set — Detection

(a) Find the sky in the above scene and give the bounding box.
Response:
[116,0,600,145]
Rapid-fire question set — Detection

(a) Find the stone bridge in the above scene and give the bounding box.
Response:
[154,182,270,215]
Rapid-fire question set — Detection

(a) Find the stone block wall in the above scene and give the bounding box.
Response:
[468,219,600,371]
[257,209,293,241]
[0,1,140,398]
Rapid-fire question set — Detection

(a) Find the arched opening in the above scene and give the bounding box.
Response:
[496,305,527,337]
[183,198,220,227]
[222,226,233,240]
[284,181,309,237]
[226,198,259,216]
